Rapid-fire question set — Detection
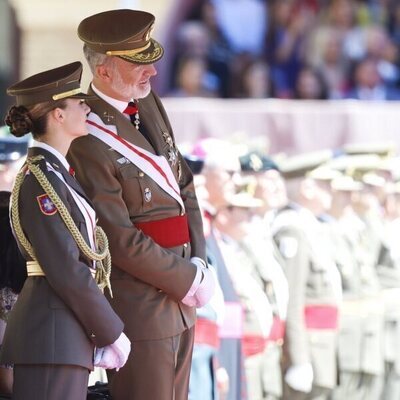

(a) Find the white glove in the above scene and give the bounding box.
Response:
[94,332,131,371]
[182,258,216,308]
[193,265,216,308]
[285,363,313,393]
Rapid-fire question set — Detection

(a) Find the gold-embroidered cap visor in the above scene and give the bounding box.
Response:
[116,38,164,65]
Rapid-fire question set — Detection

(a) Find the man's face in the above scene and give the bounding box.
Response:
[109,57,157,100]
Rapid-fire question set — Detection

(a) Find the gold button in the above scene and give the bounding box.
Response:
[138,171,144,177]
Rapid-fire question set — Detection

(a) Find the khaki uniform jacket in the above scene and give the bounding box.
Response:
[68,89,206,341]
[0,147,123,369]
[327,214,384,376]
[271,205,341,389]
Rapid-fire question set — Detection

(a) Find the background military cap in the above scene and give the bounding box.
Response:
[78,9,164,64]
[7,62,93,106]
[325,154,381,175]
[343,141,397,157]
[239,151,279,173]
[277,150,333,179]
[0,136,28,171]
[331,176,363,192]
[227,192,264,209]
[183,154,204,175]
[306,166,342,181]
[361,172,386,188]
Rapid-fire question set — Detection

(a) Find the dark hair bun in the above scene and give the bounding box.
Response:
[4,105,33,137]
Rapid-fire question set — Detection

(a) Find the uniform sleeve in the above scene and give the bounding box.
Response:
[274,226,311,366]
[19,171,124,348]
[68,136,197,302]
[152,92,207,261]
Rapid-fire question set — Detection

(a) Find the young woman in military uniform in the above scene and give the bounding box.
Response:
[0,62,130,400]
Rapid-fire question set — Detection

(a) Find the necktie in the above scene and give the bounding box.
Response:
[123,101,156,149]
[123,101,140,130]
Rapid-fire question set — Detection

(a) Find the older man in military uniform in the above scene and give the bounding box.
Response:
[68,10,215,400]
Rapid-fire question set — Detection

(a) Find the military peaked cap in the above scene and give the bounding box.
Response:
[239,151,279,173]
[7,62,93,106]
[78,9,164,64]
[0,137,28,163]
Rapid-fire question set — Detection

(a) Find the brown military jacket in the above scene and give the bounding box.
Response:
[68,89,206,341]
[0,147,124,369]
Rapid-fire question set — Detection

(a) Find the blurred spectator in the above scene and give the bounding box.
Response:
[294,66,329,100]
[169,1,233,97]
[212,0,268,57]
[307,27,350,98]
[231,56,273,98]
[168,55,218,97]
[265,0,315,98]
[345,57,400,100]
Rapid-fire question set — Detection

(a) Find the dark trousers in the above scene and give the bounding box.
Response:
[108,326,195,400]
[13,364,89,400]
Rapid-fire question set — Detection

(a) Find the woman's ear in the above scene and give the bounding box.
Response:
[48,107,65,124]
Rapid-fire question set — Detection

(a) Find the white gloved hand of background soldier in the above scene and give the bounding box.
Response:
[94,332,131,371]
[285,363,313,393]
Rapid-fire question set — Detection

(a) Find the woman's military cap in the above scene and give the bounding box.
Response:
[7,62,93,106]
[78,9,164,64]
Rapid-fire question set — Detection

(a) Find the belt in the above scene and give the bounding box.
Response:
[135,214,190,248]
[242,317,286,358]
[27,261,96,278]
[194,318,220,349]
[242,334,267,357]
[304,305,338,330]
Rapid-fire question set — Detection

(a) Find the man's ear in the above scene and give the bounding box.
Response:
[96,64,112,82]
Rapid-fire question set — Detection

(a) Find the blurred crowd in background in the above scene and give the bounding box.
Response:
[166,0,400,100]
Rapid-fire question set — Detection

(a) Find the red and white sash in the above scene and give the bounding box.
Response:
[86,113,184,210]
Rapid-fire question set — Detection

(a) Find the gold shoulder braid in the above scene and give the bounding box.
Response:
[11,155,112,296]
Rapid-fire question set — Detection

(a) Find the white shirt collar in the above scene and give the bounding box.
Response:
[31,140,70,171]
[91,83,131,114]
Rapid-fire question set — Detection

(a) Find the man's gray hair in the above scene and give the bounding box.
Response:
[83,44,112,74]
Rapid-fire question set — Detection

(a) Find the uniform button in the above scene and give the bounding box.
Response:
[183,243,188,248]
[180,211,185,216]
[138,171,144,177]
[90,333,96,338]
[158,289,163,293]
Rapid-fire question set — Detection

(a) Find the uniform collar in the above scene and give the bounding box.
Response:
[31,140,70,171]
[91,83,131,114]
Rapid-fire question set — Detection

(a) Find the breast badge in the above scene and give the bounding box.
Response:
[37,194,58,215]
[144,187,152,202]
